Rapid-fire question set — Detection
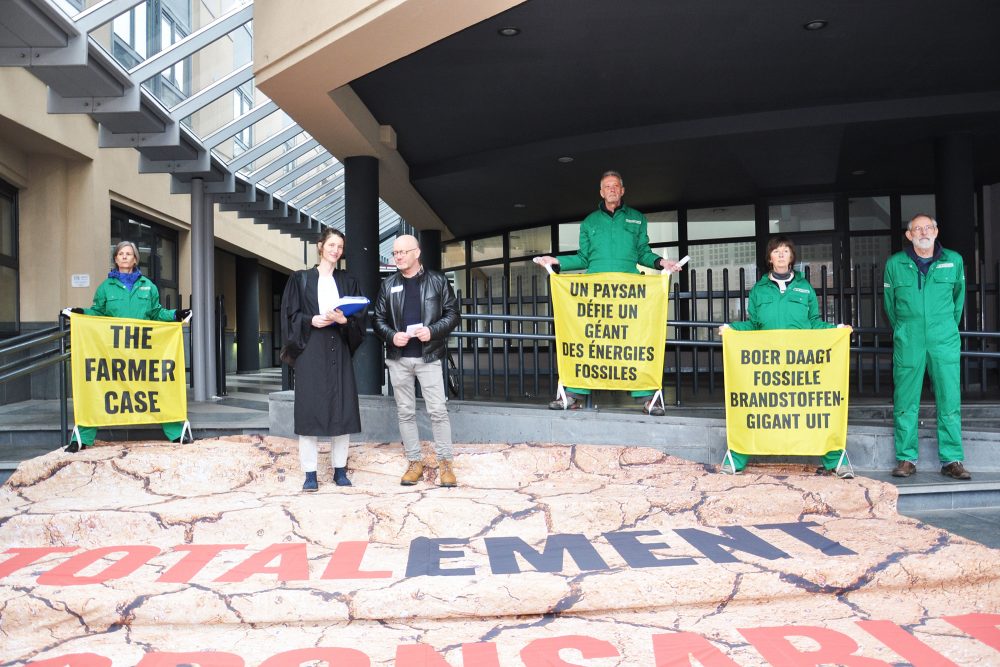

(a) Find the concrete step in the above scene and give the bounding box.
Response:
[860,470,1000,512]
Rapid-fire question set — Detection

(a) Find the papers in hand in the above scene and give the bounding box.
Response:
[329,296,370,317]
[405,323,424,336]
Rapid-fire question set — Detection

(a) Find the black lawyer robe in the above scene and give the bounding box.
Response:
[280,268,366,436]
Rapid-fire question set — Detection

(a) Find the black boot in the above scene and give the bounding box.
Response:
[333,467,352,486]
[302,471,318,492]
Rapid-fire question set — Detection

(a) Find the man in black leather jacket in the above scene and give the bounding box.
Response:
[374,235,461,487]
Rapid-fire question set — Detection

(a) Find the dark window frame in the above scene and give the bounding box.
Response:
[110,207,180,309]
[0,179,19,337]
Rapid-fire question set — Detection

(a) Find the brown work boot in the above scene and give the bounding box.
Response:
[891,460,916,478]
[400,460,424,486]
[941,461,972,480]
[438,459,457,487]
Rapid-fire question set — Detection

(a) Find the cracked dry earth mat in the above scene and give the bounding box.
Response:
[1,436,999,666]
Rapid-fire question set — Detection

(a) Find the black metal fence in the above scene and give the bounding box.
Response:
[445,263,1000,406]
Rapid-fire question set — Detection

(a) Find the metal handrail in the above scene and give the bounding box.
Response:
[0,315,72,442]
[0,323,70,382]
[0,325,63,356]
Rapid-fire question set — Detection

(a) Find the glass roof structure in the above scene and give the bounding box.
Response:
[0,0,404,262]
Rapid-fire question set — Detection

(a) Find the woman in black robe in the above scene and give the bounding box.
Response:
[280,227,366,492]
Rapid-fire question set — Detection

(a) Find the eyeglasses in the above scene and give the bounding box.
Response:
[391,248,417,257]
[910,225,936,235]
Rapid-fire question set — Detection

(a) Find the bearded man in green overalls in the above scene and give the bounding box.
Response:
[883,214,971,480]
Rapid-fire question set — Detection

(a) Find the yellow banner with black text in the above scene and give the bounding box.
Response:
[723,327,850,455]
[550,272,670,391]
[70,314,188,426]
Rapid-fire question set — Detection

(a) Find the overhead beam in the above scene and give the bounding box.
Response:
[247,138,319,184]
[227,122,303,172]
[281,162,342,200]
[269,153,334,193]
[202,100,278,148]
[74,0,146,34]
[130,4,253,83]
[170,62,254,121]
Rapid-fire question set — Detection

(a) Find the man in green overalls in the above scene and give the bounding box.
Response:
[883,214,970,480]
[535,171,681,415]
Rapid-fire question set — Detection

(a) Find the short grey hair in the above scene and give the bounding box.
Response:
[112,241,140,269]
[907,213,937,231]
[600,170,624,187]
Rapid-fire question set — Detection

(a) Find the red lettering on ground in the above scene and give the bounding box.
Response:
[857,620,958,666]
[521,635,620,666]
[36,546,160,586]
[156,544,246,583]
[0,546,78,579]
[215,543,309,582]
[395,642,500,666]
[740,625,891,666]
[137,652,243,667]
[26,654,111,667]
[320,541,392,579]
[258,648,369,667]
[652,631,742,666]
[943,613,1000,652]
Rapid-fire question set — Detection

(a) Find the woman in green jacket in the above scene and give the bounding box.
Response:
[64,241,191,452]
[718,236,852,477]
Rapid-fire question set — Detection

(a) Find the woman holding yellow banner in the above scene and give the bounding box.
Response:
[718,236,851,477]
[64,241,191,452]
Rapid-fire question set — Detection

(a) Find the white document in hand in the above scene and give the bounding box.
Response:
[405,323,424,336]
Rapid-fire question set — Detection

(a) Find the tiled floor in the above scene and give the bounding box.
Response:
[903,507,1000,549]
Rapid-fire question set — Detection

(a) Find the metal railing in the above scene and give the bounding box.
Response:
[0,318,72,438]
[444,262,1000,406]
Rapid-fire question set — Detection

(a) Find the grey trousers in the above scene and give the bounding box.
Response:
[386,357,453,461]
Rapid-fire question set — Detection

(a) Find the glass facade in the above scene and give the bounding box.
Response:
[508,226,550,259]
[40,0,400,239]
[442,241,465,269]
[769,201,835,233]
[849,196,891,231]
[901,194,936,227]
[471,235,503,263]
[110,208,181,309]
[557,222,581,253]
[646,210,679,244]
[689,205,755,240]
[0,180,16,336]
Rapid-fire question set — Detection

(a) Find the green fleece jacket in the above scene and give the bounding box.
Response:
[84,275,176,321]
[729,272,834,331]
[559,204,661,274]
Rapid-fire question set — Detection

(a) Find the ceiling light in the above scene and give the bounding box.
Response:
[803,19,828,31]
[513,203,526,209]
[497,26,521,37]
[557,156,574,163]
[851,169,866,176]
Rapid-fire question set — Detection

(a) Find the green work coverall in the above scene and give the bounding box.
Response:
[883,246,965,464]
[71,275,183,445]
[727,272,842,471]
[558,203,663,399]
